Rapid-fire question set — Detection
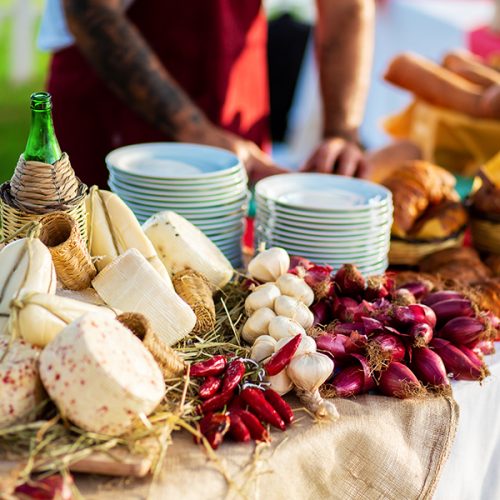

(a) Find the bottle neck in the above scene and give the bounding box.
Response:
[24,106,62,164]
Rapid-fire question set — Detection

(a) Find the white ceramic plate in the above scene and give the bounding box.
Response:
[256,173,392,212]
[106,143,242,180]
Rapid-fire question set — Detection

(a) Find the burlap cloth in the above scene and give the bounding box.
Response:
[77,394,458,500]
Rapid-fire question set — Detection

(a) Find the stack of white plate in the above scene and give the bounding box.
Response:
[255,173,393,276]
[106,143,249,267]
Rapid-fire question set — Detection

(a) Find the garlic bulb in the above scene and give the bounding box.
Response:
[274,296,314,329]
[244,283,281,314]
[268,316,306,341]
[248,247,290,282]
[275,335,316,357]
[275,274,314,306]
[242,307,276,344]
[251,335,277,362]
[287,352,334,393]
[267,370,293,395]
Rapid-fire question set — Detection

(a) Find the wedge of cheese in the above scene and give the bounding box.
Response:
[8,291,118,347]
[86,188,172,287]
[143,211,233,289]
[0,238,56,335]
[40,313,165,436]
[92,249,196,346]
[0,338,43,428]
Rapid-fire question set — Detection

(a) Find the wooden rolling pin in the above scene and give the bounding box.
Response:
[384,52,500,119]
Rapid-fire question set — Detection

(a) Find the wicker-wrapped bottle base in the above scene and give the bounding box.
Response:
[38,211,96,290]
[117,313,186,379]
[389,231,465,266]
[471,216,500,254]
[0,183,88,243]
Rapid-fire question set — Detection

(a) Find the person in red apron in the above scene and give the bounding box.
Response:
[48,0,373,188]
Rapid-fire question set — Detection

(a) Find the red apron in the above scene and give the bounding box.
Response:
[47,0,269,188]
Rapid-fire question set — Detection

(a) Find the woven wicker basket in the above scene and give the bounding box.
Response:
[117,313,186,379]
[0,182,88,243]
[38,211,96,290]
[389,230,466,266]
[471,215,500,254]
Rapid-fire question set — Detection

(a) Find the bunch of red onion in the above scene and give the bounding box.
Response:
[290,261,497,399]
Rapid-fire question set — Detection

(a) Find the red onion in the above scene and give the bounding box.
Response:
[392,288,417,306]
[393,304,436,328]
[470,340,496,356]
[430,338,485,381]
[457,344,485,370]
[365,274,395,301]
[327,321,365,336]
[334,264,366,297]
[431,299,474,325]
[370,298,393,324]
[15,475,73,500]
[332,296,359,322]
[366,333,406,372]
[303,265,334,300]
[316,334,351,362]
[439,317,485,345]
[350,353,376,391]
[378,362,424,399]
[330,365,365,397]
[422,290,464,307]
[409,323,433,347]
[397,280,433,300]
[361,316,384,335]
[311,300,331,326]
[412,347,450,388]
[289,255,313,273]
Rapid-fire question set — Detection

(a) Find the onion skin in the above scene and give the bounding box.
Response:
[303,265,334,300]
[332,296,359,322]
[365,274,395,301]
[311,300,331,326]
[334,264,366,297]
[362,316,384,335]
[350,353,376,391]
[392,288,417,306]
[412,347,450,388]
[289,256,313,273]
[327,321,365,336]
[378,362,424,399]
[439,317,485,345]
[430,338,485,381]
[330,365,365,397]
[470,340,496,356]
[430,299,474,325]
[409,323,433,347]
[422,290,464,307]
[367,333,406,372]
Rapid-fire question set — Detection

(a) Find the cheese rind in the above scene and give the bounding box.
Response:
[0,338,42,428]
[142,211,233,289]
[92,249,196,346]
[39,313,165,436]
[0,238,56,335]
[9,291,118,347]
[86,188,172,287]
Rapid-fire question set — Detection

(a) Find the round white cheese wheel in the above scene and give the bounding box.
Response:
[0,338,42,428]
[39,313,166,436]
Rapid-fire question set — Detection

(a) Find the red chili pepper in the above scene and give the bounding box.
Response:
[240,387,286,431]
[221,359,246,393]
[199,376,222,399]
[265,334,302,376]
[228,412,251,442]
[199,390,233,415]
[228,394,246,411]
[233,409,269,442]
[263,389,294,426]
[196,413,230,449]
[190,355,227,377]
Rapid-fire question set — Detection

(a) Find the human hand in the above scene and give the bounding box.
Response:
[300,137,370,178]
[188,124,289,183]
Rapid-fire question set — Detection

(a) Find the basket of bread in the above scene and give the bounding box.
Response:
[469,152,500,254]
[383,161,468,265]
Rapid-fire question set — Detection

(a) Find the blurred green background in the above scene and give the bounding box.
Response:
[0,0,48,183]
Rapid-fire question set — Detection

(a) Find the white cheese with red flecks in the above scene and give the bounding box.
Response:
[0,337,43,428]
[39,313,165,436]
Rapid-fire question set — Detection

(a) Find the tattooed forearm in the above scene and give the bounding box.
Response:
[63,0,207,139]
[315,0,374,141]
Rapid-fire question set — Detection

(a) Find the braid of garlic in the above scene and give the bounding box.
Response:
[295,388,339,420]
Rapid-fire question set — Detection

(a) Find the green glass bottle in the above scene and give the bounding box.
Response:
[24,92,62,164]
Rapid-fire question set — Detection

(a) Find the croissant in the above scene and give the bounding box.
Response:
[409,201,468,240]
